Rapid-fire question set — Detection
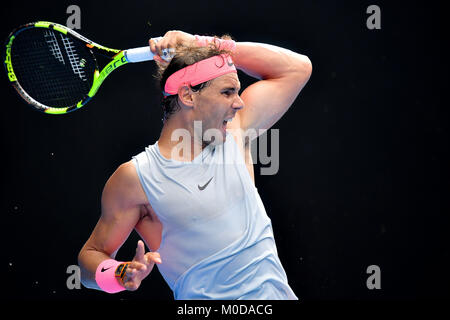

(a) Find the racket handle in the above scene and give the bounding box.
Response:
[124,46,155,63]
[124,46,175,63]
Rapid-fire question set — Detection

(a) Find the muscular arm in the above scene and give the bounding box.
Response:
[233,42,312,133]
[78,161,144,290]
[149,31,311,134]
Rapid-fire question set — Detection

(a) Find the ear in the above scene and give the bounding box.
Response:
[178,85,195,107]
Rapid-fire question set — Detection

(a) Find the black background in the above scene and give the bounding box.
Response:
[1,0,449,303]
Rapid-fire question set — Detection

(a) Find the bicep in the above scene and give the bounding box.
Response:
[81,162,144,259]
[78,162,147,287]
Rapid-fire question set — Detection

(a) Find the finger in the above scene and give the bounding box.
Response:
[156,38,170,57]
[167,39,177,50]
[145,252,162,264]
[123,280,139,291]
[126,267,135,278]
[129,261,147,272]
[134,240,145,262]
[149,38,157,54]
[126,265,142,277]
[152,40,161,57]
[150,37,166,57]
[124,270,141,284]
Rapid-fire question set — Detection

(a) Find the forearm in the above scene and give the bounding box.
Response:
[78,246,113,290]
[233,42,312,81]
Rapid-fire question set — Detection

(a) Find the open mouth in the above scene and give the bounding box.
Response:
[223,118,233,125]
[222,121,227,133]
[222,118,232,129]
[221,118,233,133]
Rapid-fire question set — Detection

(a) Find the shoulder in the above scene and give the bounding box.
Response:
[107,161,140,190]
[101,160,148,210]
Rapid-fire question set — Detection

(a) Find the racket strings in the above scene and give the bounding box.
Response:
[11,28,96,108]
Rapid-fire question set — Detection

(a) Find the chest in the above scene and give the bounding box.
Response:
[159,161,248,227]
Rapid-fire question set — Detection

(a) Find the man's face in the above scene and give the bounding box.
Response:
[192,73,244,145]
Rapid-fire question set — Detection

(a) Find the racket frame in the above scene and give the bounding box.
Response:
[4,21,142,114]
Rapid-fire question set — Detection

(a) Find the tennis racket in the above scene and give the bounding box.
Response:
[4,21,173,114]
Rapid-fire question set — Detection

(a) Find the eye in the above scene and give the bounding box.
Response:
[222,89,237,96]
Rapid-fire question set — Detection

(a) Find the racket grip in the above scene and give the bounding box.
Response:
[124,46,155,63]
[125,46,175,63]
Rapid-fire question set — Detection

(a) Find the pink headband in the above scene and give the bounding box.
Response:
[164,54,237,96]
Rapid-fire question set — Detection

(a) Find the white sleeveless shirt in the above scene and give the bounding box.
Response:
[132,133,297,299]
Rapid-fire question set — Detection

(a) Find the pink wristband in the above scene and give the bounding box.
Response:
[95,259,125,293]
[195,35,236,52]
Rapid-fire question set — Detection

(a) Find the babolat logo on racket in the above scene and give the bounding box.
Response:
[4,36,16,82]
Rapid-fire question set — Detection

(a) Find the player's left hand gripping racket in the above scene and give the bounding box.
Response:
[4,21,173,114]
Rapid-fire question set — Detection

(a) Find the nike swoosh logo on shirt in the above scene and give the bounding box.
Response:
[198,176,214,191]
[101,267,112,272]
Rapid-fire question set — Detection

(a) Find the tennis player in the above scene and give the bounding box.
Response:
[78,30,312,299]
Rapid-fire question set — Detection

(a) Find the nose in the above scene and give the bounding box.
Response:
[232,95,244,110]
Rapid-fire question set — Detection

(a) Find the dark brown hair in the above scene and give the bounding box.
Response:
[154,35,234,122]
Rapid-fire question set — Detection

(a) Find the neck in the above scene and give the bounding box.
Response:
[158,115,207,161]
